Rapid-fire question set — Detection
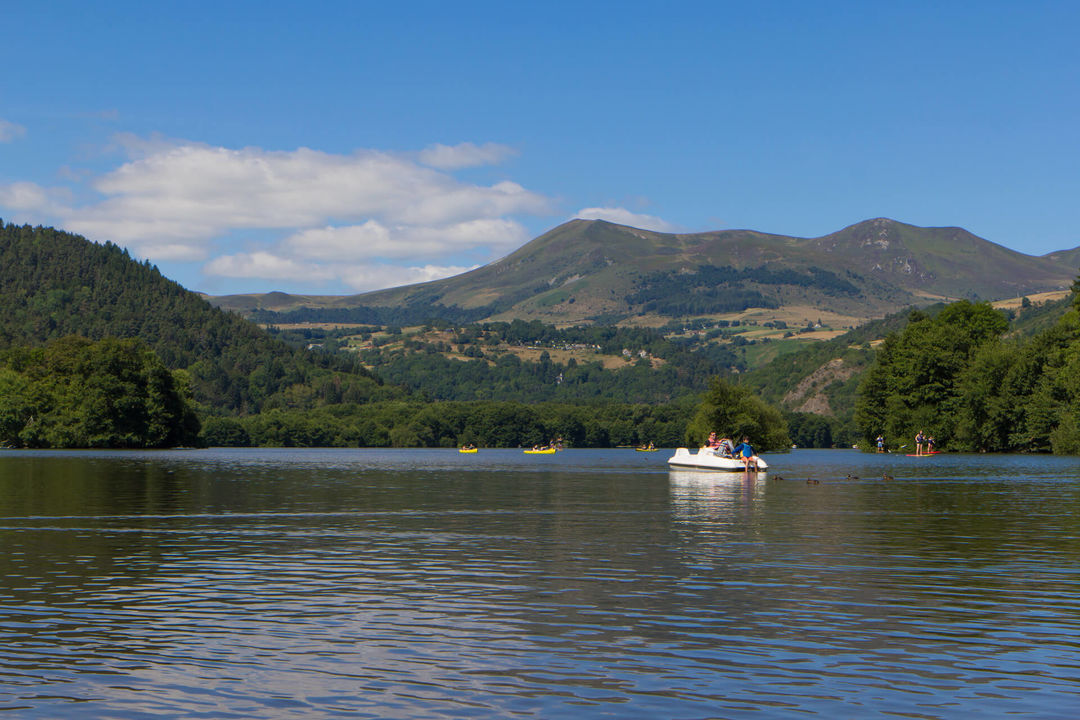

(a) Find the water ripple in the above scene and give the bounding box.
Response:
[3,449,1080,717]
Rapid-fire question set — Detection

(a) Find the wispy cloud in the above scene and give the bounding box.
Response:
[68,143,549,248]
[418,142,517,170]
[0,136,553,291]
[283,218,527,261]
[203,252,339,281]
[205,251,476,293]
[0,181,71,214]
[574,206,680,233]
[0,119,26,143]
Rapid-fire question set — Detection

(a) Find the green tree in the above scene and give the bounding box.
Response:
[854,301,1009,450]
[685,377,789,451]
[0,368,34,446]
[2,336,200,448]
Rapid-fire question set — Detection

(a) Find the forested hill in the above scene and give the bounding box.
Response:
[214,218,1077,327]
[0,222,393,413]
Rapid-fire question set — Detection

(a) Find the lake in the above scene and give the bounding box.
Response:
[1,447,1079,718]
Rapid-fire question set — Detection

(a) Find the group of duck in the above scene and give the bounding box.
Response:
[770,472,896,485]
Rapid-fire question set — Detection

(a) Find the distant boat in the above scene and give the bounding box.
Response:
[667,447,768,472]
[524,447,557,455]
[459,447,478,454]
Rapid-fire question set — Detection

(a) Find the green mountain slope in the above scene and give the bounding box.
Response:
[740,291,1078,429]
[1044,246,1080,272]
[214,218,1076,326]
[0,222,392,413]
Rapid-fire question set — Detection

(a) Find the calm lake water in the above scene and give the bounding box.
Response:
[2,447,1080,719]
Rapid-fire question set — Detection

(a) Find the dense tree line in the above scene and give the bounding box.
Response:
[784,411,858,449]
[0,336,200,448]
[268,317,744,404]
[279,318,727,360]
[251,302,497,327]
[855,291,1080,454]
[626,264,862,315]
[471,319,674,355]
[362,344,740,404]
[200,399,698,449]
[0,223,393,413]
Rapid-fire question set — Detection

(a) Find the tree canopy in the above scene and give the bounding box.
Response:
[855,295,1080,454]
[685,377,790,451]
[0,336,200,448]
[0,222,391,414]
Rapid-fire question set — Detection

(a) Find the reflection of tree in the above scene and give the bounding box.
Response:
[0,455,193,604]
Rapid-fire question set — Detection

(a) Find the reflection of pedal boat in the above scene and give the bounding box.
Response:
[667,447,768,471]
[669,469,768,485]
[524,448,557,454]
[459,447,478,454]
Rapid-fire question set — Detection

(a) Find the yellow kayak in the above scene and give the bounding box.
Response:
[635,446,658,452]
[524,448,557,454]
[459,447,478,454]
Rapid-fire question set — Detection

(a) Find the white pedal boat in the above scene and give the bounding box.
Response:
[667,447,768,471]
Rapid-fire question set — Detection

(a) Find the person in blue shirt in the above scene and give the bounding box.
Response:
[732,436,759,471]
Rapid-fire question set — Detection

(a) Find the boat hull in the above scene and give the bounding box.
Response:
[667,447,768,471]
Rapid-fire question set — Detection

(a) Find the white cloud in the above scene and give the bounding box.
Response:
[0,181,71,214]
[132,242,209,262]
[574,206,680,233]
[284,221,393,260]
[0,134,554,293]
[60,141,550,257]
[203,252,338,281]
[418,142,516,170]
[283,218,526,261]
[404,217,527,249]
[106,131,187,159]
[339,263,478,293]
[204,250,474,293]
[0,119,26,142]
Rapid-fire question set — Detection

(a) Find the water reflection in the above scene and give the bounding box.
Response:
[2,449,1080,718]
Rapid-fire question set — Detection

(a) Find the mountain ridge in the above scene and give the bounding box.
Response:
[212,218,1077,327]
[1044,246,1080,270]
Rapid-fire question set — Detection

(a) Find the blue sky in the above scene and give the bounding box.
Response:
[1,1,1077,295]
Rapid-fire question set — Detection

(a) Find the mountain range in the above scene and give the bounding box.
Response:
[212,218,1079,327]
[3,219,1077,447]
